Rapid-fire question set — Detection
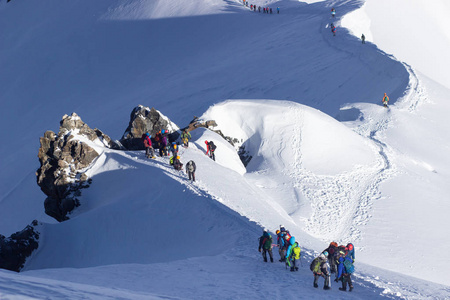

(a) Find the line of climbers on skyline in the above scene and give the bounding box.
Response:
[258,226,355,292]
[140,128,217,182]
[242,0,279,14]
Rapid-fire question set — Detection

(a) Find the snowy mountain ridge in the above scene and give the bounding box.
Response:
[1,0,450,298]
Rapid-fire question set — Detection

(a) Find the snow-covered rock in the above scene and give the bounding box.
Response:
[36,113,117,222]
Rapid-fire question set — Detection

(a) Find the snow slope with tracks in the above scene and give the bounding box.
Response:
[1,0,450,298]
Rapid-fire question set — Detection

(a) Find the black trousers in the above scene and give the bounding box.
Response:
[314,273,330,287]
[209,151,215,161]
[262,249,273,261]
[342,273,353,289]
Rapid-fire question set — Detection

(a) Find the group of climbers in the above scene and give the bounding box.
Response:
[141,128,220,182]
[140,128,199,181]
[243,1,279,14]
[258,228,356,292]
[311,242,355,291]
[259,226,300,272]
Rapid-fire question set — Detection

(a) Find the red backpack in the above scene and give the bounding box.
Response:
[283,232,292,244]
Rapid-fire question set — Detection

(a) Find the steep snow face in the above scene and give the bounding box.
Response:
[342,0,450,89]
[202,100,376,176]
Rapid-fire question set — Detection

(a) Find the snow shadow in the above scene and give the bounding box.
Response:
[24,151,261,270]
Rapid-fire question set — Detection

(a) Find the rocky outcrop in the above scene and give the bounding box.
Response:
[182,116,218,133]
[0,220,39,272]
[36,113,117,222]
[119,105,180,150]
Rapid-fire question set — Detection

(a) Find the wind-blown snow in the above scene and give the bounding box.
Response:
[1,0,450,298]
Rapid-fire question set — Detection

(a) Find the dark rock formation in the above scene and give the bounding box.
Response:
[119,105,180,150]
[0,220,40,272]
[36,113,113,222]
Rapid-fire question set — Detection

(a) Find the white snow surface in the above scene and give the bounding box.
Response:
[1,0,450,299]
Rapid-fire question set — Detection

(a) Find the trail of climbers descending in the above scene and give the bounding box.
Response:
[240,0,279,14]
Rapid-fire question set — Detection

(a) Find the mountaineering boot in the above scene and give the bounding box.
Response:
[264,257,267,262]
[295,267,299,271]
[314,283,318,288]
[290,267,295,272]
[339,287,346,291]
[349,286,353,292]
[323,286,330,290]
[270,257,273,263]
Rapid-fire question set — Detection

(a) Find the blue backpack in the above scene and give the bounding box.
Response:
[343,257,355,274]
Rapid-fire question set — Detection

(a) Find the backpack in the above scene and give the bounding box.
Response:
[263,235,272,250]
[209,141,216,151]
[187,161,195,172]
[291,244,301,259]
[310,258,321,273]
[283,232,291,244]
[343,257,355,274]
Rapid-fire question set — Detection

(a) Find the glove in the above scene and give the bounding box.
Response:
[258,249,261,253]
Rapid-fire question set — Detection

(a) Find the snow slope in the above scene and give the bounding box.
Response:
[342,0,450,89]
[0,0,410,237]
[1,0,450,298]
[9,114,450,299]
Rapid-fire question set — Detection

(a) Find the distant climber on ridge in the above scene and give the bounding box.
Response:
[205,140,216,161]
[382,93,389,108]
